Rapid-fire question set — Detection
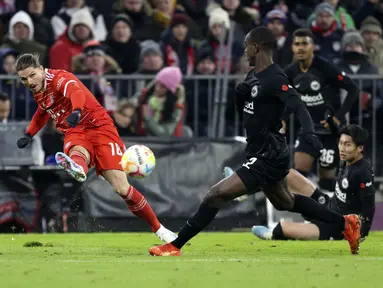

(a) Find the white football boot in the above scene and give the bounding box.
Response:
[55,152,87,182]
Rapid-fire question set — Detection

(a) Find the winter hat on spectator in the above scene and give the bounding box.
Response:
[170,13,189,28]
[140,40,162,59]
[341,30,365,51]
[360,16,382,36]
[264,9,287,25]
[208,8,230,30]
[111,14,133,30]
[9,11,34,41]
[196,48,216,64]
[155,67,182,94]
[69,8,95,43]
[83,40,105,56]
[315,2,335,16]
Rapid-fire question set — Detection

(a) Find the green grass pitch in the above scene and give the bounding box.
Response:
[1,232,383,288]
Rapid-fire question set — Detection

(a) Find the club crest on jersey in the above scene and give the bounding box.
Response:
[342,178,349,189]
[251,85,258,98]
[310,81,321,91]
[333,41,341,52]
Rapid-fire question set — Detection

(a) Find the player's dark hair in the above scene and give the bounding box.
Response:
[340,125,369,147]
[247,26,277,50]
[0,92,10,102]
[292,28,314,41]
[15,53,41,72]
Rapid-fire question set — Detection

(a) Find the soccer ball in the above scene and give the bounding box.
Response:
[120,145,156,179]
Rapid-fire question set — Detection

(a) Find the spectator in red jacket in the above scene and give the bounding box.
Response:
[49,8,95,71]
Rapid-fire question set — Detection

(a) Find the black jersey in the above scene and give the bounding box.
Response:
[330,158,375,236]
[284,56,358,133]
[240,64,305,158]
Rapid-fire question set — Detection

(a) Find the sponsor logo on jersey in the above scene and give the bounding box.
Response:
[360,181,372,188]
[300,93,325,106]
[56,77,65,90]
[244,101,254,114]
[335,182,347,203]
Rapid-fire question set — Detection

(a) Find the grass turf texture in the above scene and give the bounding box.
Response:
[0,232,382,288]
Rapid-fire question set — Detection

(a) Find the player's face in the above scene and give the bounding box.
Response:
[17,66,45,93]
[338,134,363,162]
[244,34,257,66]
[292,36,314,61]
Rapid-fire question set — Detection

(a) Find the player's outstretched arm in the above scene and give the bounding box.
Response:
[17,107,50,149]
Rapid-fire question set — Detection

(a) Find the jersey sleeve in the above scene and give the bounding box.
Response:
[274,74,315,134]
[52,71,85,111]
[322,60,359,120]
[352,168,375,237]
[25,106,50,137]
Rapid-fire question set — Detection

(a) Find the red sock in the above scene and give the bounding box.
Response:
[69,150,89,174]
[122,186,161,232]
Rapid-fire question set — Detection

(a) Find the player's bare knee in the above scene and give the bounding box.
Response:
[105,170,130,195]
[203,185,223,207]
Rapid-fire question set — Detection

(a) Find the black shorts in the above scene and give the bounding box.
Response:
[310,219,344,240]
[294,133,339,169]
[236,155,290,193]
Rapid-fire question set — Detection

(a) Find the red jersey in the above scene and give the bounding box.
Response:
[27,69,113,135]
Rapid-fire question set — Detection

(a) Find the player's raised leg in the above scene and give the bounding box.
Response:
[103,169,177,243]
[149,172,248,256]
[55,145,90,182]
[262,179,361,254]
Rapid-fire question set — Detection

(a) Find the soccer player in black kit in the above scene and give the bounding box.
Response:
[253,125,375,242]
[284,28,359,198]
[149,27,361,256]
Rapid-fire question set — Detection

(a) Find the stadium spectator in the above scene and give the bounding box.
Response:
[49,8,95,71]
[0,11,47,65]
[360,16,383,75]
[72,41,120,114]
[26,0,54,47]
[137,39,164,75]
[0,48,35,120]
[160,13,196,75]
[111,0,163,41]
[151,0,175,30]
[0,0,14,15]
[198,7,243,73]
[137,66,185,137]
[104,14,140,75]
[336,30,383,145]
[310,2,344,62]
[113,99,138,137]
[51,0,107,41]
[264,9,292,68]
[307,0,355,31]
[0,91,10,123]
[207,0,260,41]
[354,0,383,29]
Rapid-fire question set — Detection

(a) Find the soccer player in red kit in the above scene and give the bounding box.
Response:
[15,53,177,242]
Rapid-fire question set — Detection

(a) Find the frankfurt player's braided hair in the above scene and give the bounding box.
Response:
[15,53,41,72]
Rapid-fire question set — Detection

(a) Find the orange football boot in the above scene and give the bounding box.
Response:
[342,214,361,255]
[149,243,181,256]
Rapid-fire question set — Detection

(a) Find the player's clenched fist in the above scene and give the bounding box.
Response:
[17,133,32,149]
[66,109,81,127]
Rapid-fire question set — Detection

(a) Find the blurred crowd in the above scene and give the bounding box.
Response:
[1,0,383,148]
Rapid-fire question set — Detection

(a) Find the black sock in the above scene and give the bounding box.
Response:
[311,188,330,205]
[172,203,219,249]
[290,194,345,230]
[272,222,288,240]
[319,178,336,191]
[296,169,309,178]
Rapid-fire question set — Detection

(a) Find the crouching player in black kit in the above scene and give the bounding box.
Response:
[253,125,375,242]
[149,27,361,256]
[284,29,359,200]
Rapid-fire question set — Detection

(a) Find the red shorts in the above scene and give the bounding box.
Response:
[63,125,125,176]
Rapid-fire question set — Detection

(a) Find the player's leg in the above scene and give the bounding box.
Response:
[56,131,94,182]
[294,151,313,177]
[102,169,176,242]
[318,135,339,192]
[149,172,248,256]
[287,169,329,205]
[252,221,320,240]
[262,179,361,254]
